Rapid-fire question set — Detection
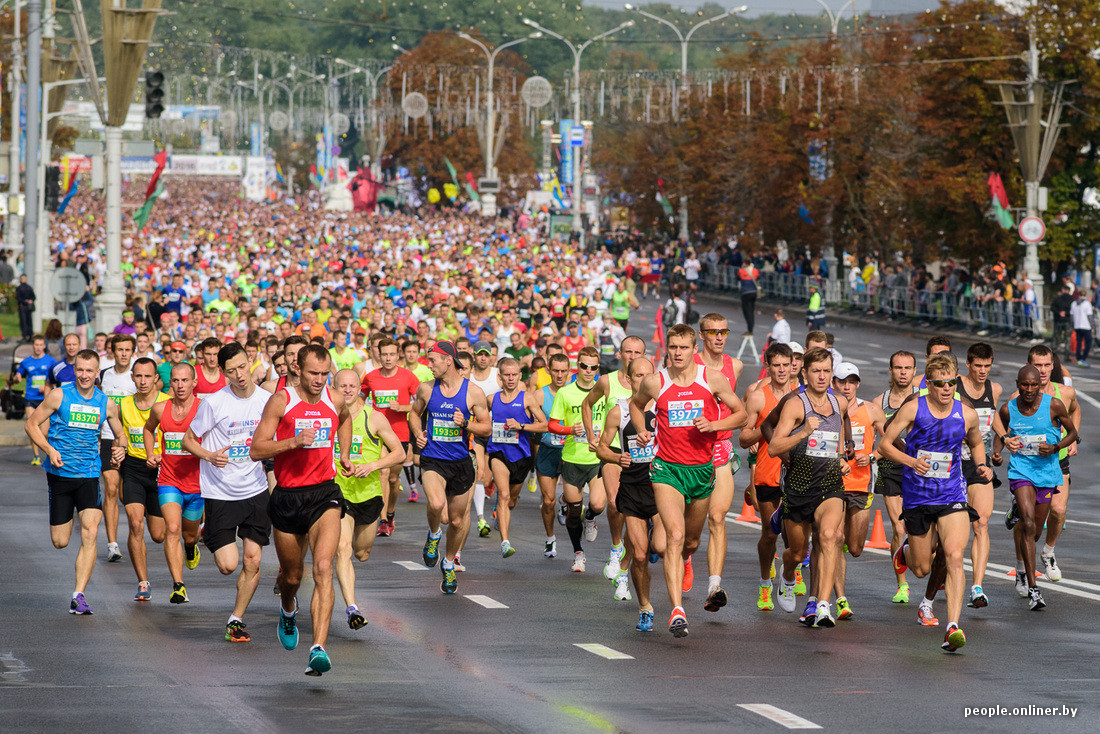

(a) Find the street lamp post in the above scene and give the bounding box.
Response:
[5,0,22,254]
[457,31,540,218]
[523,17,634,245]
[624,4,747,242]
[813,0,855,36]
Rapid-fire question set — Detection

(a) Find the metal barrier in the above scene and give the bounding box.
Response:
[704,269,1054,337]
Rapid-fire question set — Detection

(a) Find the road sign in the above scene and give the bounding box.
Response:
[478,178,500,193]
[51,267,87,305]
[1019,216,1046,243]
[520,77,553,109]
[570,126,585,147]
[402,93,429,119]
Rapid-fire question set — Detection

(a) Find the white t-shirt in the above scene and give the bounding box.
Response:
[1071,299,1093,330]
[471,367,500,398]
[685,258,701,281]
[99,366,136,439]
[770,318,791,345]
[189,385,270,501]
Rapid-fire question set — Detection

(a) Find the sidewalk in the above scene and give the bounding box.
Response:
[0,414,29,447]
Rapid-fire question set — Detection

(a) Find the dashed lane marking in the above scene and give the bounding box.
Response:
[738,703,822,729]
[574,643,634,660]
[465,594,509,609]
[393,561,428,571]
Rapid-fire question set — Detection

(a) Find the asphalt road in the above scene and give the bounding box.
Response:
[2,291,1099,733]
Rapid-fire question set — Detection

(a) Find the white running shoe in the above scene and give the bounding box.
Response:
[583,515,598,543]
[614,573,632,601]
[603,545,624,580]
[778,583,797,612]
[571,551,586,573]
[1040,551,1062,582]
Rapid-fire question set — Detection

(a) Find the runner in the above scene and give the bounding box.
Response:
[251,344,352,676]
[25,349,125,614]
[487,357,548,558]
[880,353,991,653]
[143,362,203,604]
[738,342,795,611]
[116,358,170,601]
[47,333,81,389]
[11,334,57,465]
[536,353,572,559]
[331,369,406,630]
[629,325,746,636]
[194,337,228,395]
[580,335,647,582]
[182,342,273,644]
[769,347,851,628]
[261,336,307,394]
[993,365,1077,610]
[408,341,491,594]
[469,340,501,538]
[98,334,137,563]
[156,341,189,393]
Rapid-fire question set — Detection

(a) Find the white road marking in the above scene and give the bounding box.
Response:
[865,342,882,348]
[738,703,822,729]
[465,594,509,609]
[574,643,634,660]
[1074,390,1100,411]
[393,561,428,571]
[846,358,872,366]
[0,652,31,683]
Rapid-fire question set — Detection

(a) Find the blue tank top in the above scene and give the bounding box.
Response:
[421,379,472,462]
[47,383,110,478]
[902,396,967,508]
[541,385,564,448]
[487,390,532,461]
[1006,394,1062,488]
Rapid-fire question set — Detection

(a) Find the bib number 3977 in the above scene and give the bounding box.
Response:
[667,399,702,428]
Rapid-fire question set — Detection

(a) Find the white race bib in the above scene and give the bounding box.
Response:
[667,399,703,428]
[806,430,839,458]
[227,437,252,464]
[294,418,332,450]
[547,432,566,447]
[373,389,399,409]
[432,418,462,443]
[627,435,655,464]
[918,450,953,479]
[1017,434,1046,457]
[491,422,520,445]
[163,431,186,456]
[68,403,101,430]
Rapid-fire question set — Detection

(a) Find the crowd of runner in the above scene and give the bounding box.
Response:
[18,183,1084,675]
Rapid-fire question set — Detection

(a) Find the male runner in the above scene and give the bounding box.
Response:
[469,340,501,537]
[12,334,56,465]
[261,336,307,394]
[487,357,548,558]
[143,363,203,604]
[408,341,491,594]
[117,358,170,601]
[630,325,746,637]
[156,341,188,393]
[25,349,125,614]
[182,342,272,644]
[739,342,795,611]
[194,337,229,395]
[880,353,991,653]
[580,335,647,580]
[993,365,1076,610]
[47,333,81,389]
[332,369,405,629]
[536,353,571,558]
[251,344,352,676]
[98,334,137,563]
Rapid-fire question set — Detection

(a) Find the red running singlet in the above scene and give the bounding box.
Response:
[273,385,338,487]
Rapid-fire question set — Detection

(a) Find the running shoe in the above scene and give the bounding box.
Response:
[793,567,805,596]
[1004,498,1019,530]
[377,519,393,537]
[802,544,812,567]
[778,584,796,613]
[134,581,151,602]
[557,502,567,526]
[106,542,122,563]
[492,509,499,530]
[583,514,598,543]
[169,582,189,604]
[1015,565,1028,597]
[604,544,625,580]
[636,610,654,632]
[408,489,419,503]
[648,548,660,565]
[892,583,910,604]
[347,605,367,630]
[757,583,774,611]
[225,620,250,642]
[544,538,557,558]
[440,563,458,594]
[423,533,440,567]
[571,551,586,573]
[770,557,776,580]
[942,625,966,652]
[836,596,853,620]
[1028,587,1046,611]
[501,540,516,558]
[799,599,817,626]
[278,607,299,650]
[812,601,835,628]
[769,506,782,535]
[614,572,632,601]
[305,645,331,676]
[704,586,727,612]
[69,593,93,615]
[967,585,988,608]
[682,556,694,593]
[917,604,939,626]
[185,544,200,570]
[1078,360,1091,368]
[892,539,909,575]
[1040,550,1062,582]
[526,474,537,493]
[453,552,466,572]
[31,456,41,466]
[477,518,491,537]
[668,606,688,637]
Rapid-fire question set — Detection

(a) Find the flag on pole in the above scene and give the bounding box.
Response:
[57,175,79,216]
[464,171,480,203]
[133,180,165,230]
[145,149,168,201]
[444,157,460,187]
[987,172,1014,230]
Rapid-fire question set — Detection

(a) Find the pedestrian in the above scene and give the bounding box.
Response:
[16,274,36,342]
[1070,290,1093,367]
[807,282,825,331]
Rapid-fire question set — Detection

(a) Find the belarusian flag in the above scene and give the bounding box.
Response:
[987,172,1014,230]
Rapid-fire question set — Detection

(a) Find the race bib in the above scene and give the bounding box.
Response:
[31,375,46,389]
[600,343,615,355]
[627,435,655,464]
[127,426,145,449]
[918,450,953,479]
[107,393,127,406]
[851,425,866,446]
[163,431,186,456]
[373,389,399,409]
[806,430,839,458]
[295,418,332,449]
[491,422,520,445]
[68,403,101,430]
[667,399,703,428]
[547,432,566,447]
[227,438,252,463]
[976,407,995,437]
[1017,434,1046,457]
[431,418,462,442]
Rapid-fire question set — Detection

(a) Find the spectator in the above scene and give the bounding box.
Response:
[1071,290,1093,367]
[1051,283,1074,359]
[15,274,35,342]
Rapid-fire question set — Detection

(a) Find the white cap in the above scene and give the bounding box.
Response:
[789,341,805,354]
[835,362,860,380]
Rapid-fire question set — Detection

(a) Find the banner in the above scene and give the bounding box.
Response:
[244,157,267,202]
[560,119,573,185]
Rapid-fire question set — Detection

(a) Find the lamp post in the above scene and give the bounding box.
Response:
[523,17,634,244]
[456,31,540,217]
[813,0,855,36]
[5,0,22,254]
[624,4,747,242]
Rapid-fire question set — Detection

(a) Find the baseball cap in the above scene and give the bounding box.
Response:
[835,362,860,380]
[431,340,461,366]
[472,340,493,354]
[788,342,804,354]
[170,341,186,351]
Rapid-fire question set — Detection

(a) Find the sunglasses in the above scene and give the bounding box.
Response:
[702,328,731,337]
[928,378,958,388]
[578,363,600,371]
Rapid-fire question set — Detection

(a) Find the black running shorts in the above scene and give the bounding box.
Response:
[268,481,345,536]
[420,455,475,497]
[900,502,979,537]
[47,474,101,526]
[203,492,272,553]
[121,455,162,518]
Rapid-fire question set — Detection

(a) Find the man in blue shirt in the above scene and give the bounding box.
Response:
[48,334,82,389]
[162,274,188,315]
[12,334,57,465]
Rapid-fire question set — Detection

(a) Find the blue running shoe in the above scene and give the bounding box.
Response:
[69,593,93,615]
[423,532,440,567]
[305,645,331,676]
[799,599,817,626]
[440,562,458,594]
[769,505,782,535]
[278,606,299,651]
[636,610,654,632]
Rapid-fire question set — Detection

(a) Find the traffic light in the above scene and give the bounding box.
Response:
[144,71,165,119]
[45,166,60,212]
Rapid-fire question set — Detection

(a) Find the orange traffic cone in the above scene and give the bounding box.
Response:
[736,500,760,523]
[865,510,891,550]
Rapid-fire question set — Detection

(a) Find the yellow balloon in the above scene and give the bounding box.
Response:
[428,188,441,204]
[443,183,458,201]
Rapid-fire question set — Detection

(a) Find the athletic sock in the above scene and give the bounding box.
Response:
[228,614,243,624]
[566,522,583,553]
[546,535,556,543]
[708,575,721,592]
[429,529,442,540]
[920,597,934,608]
[760,578,772,586]
[386,512,395,522]
[73,591,81,599]
[1041,544,1056,556]
[441,558,454,570]
[473,483,486,519]
[611,541,624,552]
